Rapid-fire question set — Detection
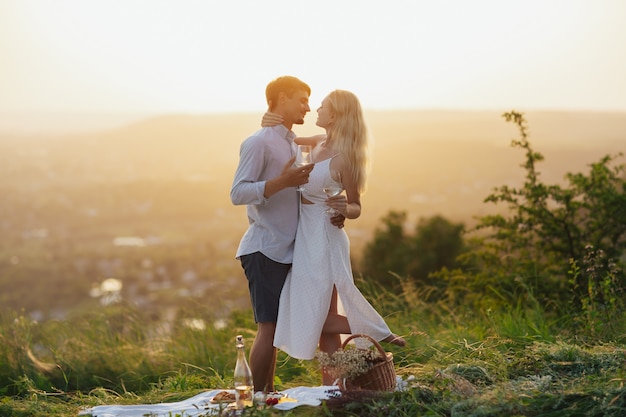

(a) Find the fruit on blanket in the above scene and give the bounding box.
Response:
[265,392,285,405]
[265,397,279,405]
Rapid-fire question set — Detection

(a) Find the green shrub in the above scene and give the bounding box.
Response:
[444,111,626,322]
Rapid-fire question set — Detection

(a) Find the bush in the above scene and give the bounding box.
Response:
[444,111,626,322]
[360,212,465,294]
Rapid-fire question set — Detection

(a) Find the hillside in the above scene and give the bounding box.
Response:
[2,109,623,227]
[0,110,624,319]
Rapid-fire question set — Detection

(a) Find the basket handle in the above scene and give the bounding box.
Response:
[341,333,386,358]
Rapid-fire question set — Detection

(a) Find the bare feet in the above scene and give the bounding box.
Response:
[383,334,406,347]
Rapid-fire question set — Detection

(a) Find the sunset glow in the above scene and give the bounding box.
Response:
[2,0,626,119]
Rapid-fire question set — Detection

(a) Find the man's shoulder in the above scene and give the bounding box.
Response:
[248,126,275,138]
[244,127,282,144]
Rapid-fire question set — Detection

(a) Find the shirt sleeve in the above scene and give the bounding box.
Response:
[230,138,269,206]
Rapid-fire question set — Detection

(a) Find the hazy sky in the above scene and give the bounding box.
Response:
[2,0,626,115]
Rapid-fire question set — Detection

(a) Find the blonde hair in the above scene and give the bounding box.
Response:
[326,90,371,194]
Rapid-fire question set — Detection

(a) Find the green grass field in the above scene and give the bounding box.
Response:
[1,110,625,416]
[2,277,626,417]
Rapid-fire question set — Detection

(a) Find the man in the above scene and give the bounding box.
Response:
[230,76,315,392]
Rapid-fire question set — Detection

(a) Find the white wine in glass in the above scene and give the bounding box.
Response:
[322,170,342,214]
[295,145,312,191]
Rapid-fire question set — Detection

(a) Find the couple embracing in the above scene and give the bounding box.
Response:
[230,76,405,393]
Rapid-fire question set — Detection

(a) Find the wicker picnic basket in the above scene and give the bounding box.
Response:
[337,334,396,392]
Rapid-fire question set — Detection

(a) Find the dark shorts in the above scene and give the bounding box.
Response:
[240,252,291,323]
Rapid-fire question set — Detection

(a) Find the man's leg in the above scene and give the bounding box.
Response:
[240,252,289,392]
[250,321,277,392]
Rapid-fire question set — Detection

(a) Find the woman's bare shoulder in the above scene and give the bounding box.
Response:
[329,153,349,171]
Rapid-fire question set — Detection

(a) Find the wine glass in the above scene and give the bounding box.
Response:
[294,145,312,191]
[322,170,343,215]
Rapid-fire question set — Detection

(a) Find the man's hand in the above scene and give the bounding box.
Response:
[281,157,314,188]
[264,158,314,198]
[330,213,345,229]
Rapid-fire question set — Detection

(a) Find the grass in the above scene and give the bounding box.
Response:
[1,280,626,417]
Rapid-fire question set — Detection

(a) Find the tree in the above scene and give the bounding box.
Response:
[407,215,465,288]
[359,212,465,293]
[359,211,411,289]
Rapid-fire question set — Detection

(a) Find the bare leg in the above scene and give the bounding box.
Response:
[383,333,407,347]
[249,321,277,392]
[319,287,348,385]
[322,313,351,334]
[267,346,277,391]
[322,287,406,348]
[321,286,351,335]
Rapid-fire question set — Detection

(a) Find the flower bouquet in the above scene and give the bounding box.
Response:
[316,334,396,392]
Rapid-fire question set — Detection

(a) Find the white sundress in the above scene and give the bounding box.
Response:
[273,157,393,360]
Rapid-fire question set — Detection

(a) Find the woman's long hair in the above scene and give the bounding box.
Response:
[326,90,371,194]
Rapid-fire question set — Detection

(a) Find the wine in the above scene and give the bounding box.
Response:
[295,145,312,191]
[323,184,343,215]
[295,157,310,167]
[235,385,253,407]
[295,145,312,166]
[323,186,342,197]
[234,335,253,410]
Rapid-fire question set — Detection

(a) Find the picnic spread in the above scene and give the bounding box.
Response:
[79,385,340,416]
[79,334,407,416]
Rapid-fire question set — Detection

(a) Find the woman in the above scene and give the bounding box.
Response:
[267,90,405,382]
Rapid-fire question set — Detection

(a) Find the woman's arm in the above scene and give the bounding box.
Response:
[261,112,326,147]
[261,111,283,127]
[327,156,361,220]
[294,134,326,147]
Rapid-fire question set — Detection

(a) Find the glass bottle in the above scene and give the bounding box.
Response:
[233,335,253,410]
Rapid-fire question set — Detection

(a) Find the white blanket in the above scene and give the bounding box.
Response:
[78,386,341,416]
